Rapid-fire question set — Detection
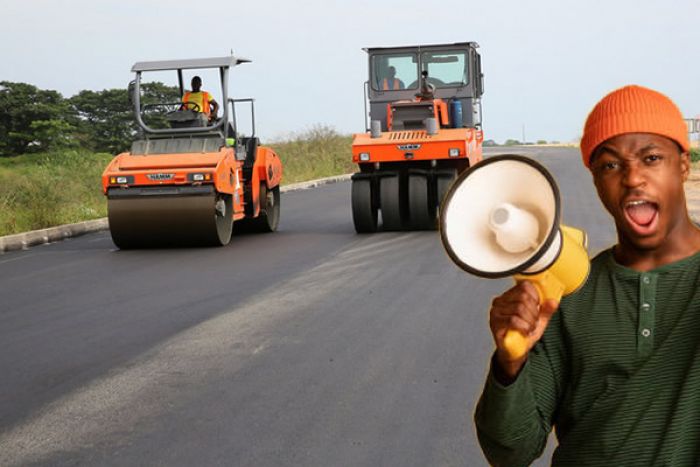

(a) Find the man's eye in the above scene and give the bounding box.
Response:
[600,161,618,171]
[645,154,663,163]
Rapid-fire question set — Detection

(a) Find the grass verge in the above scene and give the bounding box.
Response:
[0,150,113,236]
[269,126,354,184]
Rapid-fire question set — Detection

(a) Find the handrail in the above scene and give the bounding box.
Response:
[364,81,370,131]
[228,98,256,138]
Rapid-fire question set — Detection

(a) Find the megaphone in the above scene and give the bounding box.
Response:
[439,155,589,360]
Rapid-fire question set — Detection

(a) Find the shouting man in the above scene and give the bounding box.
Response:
[474,85,700,465]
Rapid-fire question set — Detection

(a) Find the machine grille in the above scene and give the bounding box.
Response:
[388,131,432,140]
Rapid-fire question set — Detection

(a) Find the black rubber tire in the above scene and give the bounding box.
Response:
[437,170,457,216]
[352,178,378,233]
[408,174,436,230]
[380,175,403,231]
[436,170,458,217]
[255,184,280,232]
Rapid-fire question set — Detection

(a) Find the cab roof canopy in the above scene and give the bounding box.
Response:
[363,41,479,53]
[131,56,251,72]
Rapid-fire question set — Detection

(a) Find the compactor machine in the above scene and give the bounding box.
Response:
[102,56,282,248]
[351,42,484,232]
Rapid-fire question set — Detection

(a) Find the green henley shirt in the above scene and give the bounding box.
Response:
[474,248,700,466]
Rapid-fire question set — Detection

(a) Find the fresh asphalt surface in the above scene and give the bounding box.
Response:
[0,147,616,466]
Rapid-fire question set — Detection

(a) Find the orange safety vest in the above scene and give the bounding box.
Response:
[382,78,401,90]
[182,91,211,115]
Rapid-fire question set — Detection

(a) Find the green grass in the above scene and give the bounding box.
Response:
[0,126,356,236]
[268,126,354,184]
[0,150,113,236]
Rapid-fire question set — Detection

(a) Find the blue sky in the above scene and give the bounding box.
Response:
[5,0,700,144]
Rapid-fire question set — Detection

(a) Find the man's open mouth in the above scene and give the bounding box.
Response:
[624,199,659,233]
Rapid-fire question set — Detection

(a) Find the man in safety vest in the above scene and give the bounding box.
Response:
[182,76,219,124]
[381,66,405,90]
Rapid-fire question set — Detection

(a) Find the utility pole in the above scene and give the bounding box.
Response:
[521,124,526,144]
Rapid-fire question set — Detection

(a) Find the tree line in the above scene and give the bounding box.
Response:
[0,81,180,157]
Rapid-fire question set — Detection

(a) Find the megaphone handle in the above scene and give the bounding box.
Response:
[514,270,565,303]
[502,272,565,360]
[502,329,530,361]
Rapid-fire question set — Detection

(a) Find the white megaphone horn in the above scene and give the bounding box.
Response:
[439,155,590,360]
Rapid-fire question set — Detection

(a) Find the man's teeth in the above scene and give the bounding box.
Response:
[627,200,648,206]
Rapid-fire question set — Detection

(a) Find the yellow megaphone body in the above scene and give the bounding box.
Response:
[439,155,590,360]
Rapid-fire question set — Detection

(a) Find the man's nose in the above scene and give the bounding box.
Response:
[622,162,646,187]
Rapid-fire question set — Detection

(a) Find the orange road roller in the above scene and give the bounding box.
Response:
[102,56,282,248]
[351,42,485,232]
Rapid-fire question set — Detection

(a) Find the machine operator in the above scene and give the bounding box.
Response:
[182,76,219,123]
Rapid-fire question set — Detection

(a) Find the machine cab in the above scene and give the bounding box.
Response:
[126,56,258,157]
[364,42,484,132]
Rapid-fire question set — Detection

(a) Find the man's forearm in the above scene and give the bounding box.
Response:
[474,358,551,466]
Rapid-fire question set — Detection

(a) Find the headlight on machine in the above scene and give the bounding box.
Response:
[109,175,133,185]
[449,148,460,157]
[188,173,213,182]
[359,152,370,161]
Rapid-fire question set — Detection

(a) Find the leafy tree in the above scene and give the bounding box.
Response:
[0,80,193,157]
[141,81,181,106]
[30,119,78,151]
[69,82,180,154]
[139,82,182,131]
[0,81,73,156]
[69,88,133,154]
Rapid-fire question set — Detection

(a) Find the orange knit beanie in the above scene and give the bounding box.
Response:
[580,85,689,168]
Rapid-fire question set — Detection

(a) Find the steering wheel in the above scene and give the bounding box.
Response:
[165,101,202,123]
[408,77,446,89]
[180,102,201,112]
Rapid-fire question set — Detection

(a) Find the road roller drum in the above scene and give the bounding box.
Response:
[107,187,233,248]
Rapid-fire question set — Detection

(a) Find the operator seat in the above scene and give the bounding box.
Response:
[167,109,208,128]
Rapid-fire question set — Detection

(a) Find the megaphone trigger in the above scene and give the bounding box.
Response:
[514,269,566,305]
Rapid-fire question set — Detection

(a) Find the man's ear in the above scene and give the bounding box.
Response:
[680,151,691,182]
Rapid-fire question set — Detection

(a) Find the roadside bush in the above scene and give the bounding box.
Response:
[0,150,111,235]
[690,147,700,163]
[269,125,354,184]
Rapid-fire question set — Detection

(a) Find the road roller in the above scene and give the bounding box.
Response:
[350,42,484,232]
[102,56,282,248]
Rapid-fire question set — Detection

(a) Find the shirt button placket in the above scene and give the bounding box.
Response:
[637,273,656,356]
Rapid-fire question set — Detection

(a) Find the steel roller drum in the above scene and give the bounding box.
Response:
[107,187,233,248]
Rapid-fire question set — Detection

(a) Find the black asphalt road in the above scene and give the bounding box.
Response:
[0,147,615,466]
